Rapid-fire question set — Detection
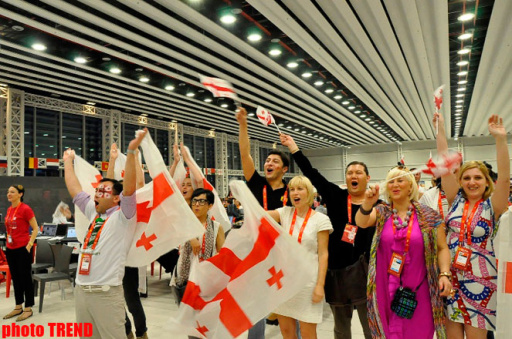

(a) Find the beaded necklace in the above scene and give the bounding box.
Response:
[392,204,414,229]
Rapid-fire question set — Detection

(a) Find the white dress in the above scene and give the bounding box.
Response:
[273,206,333,323]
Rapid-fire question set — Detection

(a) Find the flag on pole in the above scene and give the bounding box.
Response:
[433,85,445,112]
[199,75,239,101]
[170,180,315,338]
[182,146,231,232]
[256,106,275,126]
[416,150,462,177]
[400,154,405,166]
[173,158,188,190]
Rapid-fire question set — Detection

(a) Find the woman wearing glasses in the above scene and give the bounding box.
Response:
[355,168,452,339]
[174,188,225,306]
[435,113,510,338]
[3,184,39,321]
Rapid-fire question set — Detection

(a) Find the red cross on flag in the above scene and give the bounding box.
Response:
[114,152,127,180]
[496,207,512,337]
[199,75,239,101]
[417,150,462,178]
[433,85,445,112]
[170,180,315,338]
[125,132,205,267]
[182,145,231,232]
[256,106,275,126]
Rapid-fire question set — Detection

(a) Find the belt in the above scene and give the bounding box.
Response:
[80,285,111,292]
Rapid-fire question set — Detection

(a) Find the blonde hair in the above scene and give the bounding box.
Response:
[288,175,315,206]
[458,161,494,200]
[384,167,419,202]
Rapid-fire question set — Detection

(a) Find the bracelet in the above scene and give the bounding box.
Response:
[358,205,372,215]
[127,149,137,154]
[438,272,452,280]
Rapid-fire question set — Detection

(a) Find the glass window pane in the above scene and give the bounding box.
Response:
[156,129,169,165]
[24,106,34,158]
[206,137,215,169]
[194,136,205,168]
[123,123,139,153]
[227,141,234,170]
[62,113,83,157]
[183,134,193,155]
[85,116,102,163]
[35,108,59,159]
[260,147,271,171]
[232,142,241,170]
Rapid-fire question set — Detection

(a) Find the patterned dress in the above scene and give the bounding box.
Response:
[445,192,498,331]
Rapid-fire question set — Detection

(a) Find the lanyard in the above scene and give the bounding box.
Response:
[459,199,482,246]
[347,195,352,224]
[82,211,116,250]
[391,208,415,257]
[438,190,446,219]
[263,185,288,211]
[5,204,21,231]
[289,208,313,243]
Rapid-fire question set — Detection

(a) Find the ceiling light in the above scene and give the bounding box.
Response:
[139,76,150,83]
[458,47,471,55]
[458,32,473,40]
[278,123,284,127]
[334,95,342,99]
[455,105,462,108]
[457,71,468,76]
[109,67,121,74]
[294,128,300,131]
[287,126,292,129]
[458,80,468,85]
[342,101,350,105]
[457,60,469,66]
[359,114,366,118]
[301,130,307,134]
[287,62,299,68]
[314,81,324,86]
[32,43,47,51]
[220,14,236,24]
[456,94,465,97]
[458,13,475,22]
[186,92,195,97]
[369,121,375,125]
[325,89,334,94]
[74,56,87,64]
[165,85,175,91]
[348,106,355,110]
[221,104,228,108]
[248,112,255,117]
[364,118,371,121]
[456,109,462,112]
[86,102,96,105]
[269,49,281,56]
[456,100,464,103]
[247,33,262,42]
[204,98,212,102]
[302,72,312,78]
[457,87,466,92]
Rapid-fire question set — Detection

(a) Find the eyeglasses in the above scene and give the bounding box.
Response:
[95,186,113,198]
[191,198,209,206]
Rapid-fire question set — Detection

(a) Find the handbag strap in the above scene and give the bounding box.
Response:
[400,275,426,292]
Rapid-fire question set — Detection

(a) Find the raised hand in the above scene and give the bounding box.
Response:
[235,106,247,125]
[364,185,380,207]
[280,133,297,150]
[488,114,506,138]
[128,128,148,151]
[63,149,75,162]
[110,143,119,160]
[433,112,445,128]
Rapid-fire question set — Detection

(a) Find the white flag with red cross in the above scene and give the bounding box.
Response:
[496,207,512,337]
[173,158,188,190]
[417,150,462,178]
[199,75,239,101]
[114,152,127,180]
[433,85,445,113]
[125,132,205,267]
[170,180,315,338]
[182,146,231,232]
[256,106,276,126]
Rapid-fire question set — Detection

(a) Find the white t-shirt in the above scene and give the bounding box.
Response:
[419,187,449,218]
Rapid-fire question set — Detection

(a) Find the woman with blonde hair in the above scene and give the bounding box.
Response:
[267,175,332,339]
[356,168,452,339]
[435,113,510,338]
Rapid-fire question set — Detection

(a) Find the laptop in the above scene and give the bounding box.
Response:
[41,224,58,237]
[0,222,6,236]
[65,226,77,240]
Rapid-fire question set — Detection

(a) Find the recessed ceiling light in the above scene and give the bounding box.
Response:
[369,121,375,125]
[314,81,324,86]
[364,118,371,121]
[102,57,111,61]
[456,94,465,97]
[334,95,342,99]
[456,100,464,103]
[220,14,236,24]
[458,80,468,85]
[12,25,24,31]
[359,114,366,118]
[301,72,312,78]
[458,48,471,55]
[455,113,462,116]
[165,85,175,91]
[354,110,361,113]
[278,123,284,127]
[204,98,212,102]
[109,67,121,74]
[294,128,300,131]
[458,13,475,22]
[269,49,281,56]
[457,71,468,76]
[135,67,143,72]
[456,109,462,112]
[186,92,195,97]
[221,104,228,108]
[301,130,307,134]
[286,126,292,129]
[342,101,350,105]
[287,62,299,68]
[457,87,466,92]
[74,56,87,64]
[325,89,334,94]
[32,43,46,51]
[86,102,96,105]
[139,76,150,83]
[457,60,469,67]
[348,106,355,110]
[247,33,262,42]
[455,105,463,108]
[458,32,473,40]
[248,112,255,117]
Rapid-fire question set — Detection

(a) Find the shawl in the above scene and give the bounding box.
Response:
[366,201,447,338]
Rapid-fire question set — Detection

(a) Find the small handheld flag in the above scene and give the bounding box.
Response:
[433,84,445,135]
[256,106,281,134]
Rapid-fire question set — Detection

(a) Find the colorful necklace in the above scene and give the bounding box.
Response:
[392,205,414,229]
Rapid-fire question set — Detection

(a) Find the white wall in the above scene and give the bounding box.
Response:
[303,136,512,185]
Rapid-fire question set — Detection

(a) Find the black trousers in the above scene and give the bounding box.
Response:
[124,266,147,337]
[5,246,34,307]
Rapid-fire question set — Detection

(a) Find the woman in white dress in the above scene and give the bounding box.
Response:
[268,175,332,339]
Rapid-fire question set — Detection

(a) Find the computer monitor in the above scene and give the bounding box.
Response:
[0,222,6,235]
[56,224,68,237]
[42,223,58,236]
[66,226,76,239]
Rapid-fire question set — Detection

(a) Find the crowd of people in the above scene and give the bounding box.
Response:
[2,109,511,339]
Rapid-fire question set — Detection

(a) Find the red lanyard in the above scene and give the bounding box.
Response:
[438,190,446,219]
[263,185,288,211]
[289,208,313,243]
[200,221,207,258]
[82,212,115,250]
[5,204,21,232]
[391,208,415,257]
[347,195,352,224]
[459,199,482,246]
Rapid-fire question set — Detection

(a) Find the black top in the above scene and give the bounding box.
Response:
[246,170,290,210]
[292,150,376,269]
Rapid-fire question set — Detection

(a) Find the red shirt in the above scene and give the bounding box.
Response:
[5,203,35,249]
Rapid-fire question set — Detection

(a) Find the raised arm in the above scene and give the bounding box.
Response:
[236,107,256,181]
[135,149,145,190]
[169,143,180,177]
[124,129,147,197]
[435,113,459,205]
[355,185,379,228]
[106,143,118,179]
[488,115,510,218]
[63,149,82,199]
[181,143,204,188]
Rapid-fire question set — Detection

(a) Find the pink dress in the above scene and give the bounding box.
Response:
[375,214,435,339]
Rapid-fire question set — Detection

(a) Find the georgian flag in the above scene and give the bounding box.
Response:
[172,158,188,190]
[170,180,315,338]
[416,150,462,177]
[256,106,275,126]
[199,75,239,101]
[182,146,231,232]
[433,85,445,112]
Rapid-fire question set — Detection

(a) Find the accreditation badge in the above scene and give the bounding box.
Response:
[453,247,472,271]
[388,252,404,277]
[7,234,13,244]
[79,253,92,275]
[342,224,358,244]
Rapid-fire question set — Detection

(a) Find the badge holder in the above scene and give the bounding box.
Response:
[79,253,92,275]
[453,247,472,271]
[342,224,358,244]
[388,252,404,277]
